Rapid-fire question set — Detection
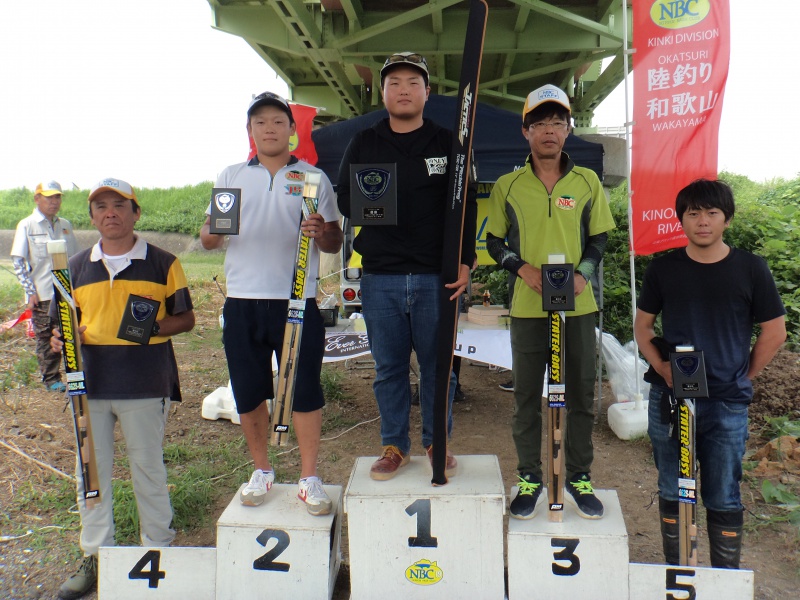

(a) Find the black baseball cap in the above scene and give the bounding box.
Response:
[380,52,429,86]
[247,91,295,123]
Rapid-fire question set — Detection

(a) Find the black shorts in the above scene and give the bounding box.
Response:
[222,298,325,414]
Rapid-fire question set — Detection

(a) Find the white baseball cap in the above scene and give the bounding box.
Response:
[522,84,571,119]
[87,178,139,207]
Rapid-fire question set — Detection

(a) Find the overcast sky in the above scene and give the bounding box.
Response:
[0,0,795,191]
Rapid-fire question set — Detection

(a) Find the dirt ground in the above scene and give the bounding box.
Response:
[1,285,799,599]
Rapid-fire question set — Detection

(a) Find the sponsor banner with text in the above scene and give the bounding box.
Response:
[323,332,371,362]
[631,0,730,255]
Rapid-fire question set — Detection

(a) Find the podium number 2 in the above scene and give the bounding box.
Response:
[254,529,291,572]
[129,550,166,588]
[406,498,438,548]
[551,538,581,576]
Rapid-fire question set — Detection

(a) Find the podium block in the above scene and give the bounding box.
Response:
[98,546,216,599]
[344,454,506,600]
[507,489,629,598]
[629,563,754,599]
[215,483,342,600]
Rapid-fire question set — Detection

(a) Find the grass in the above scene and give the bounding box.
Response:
[179,251,226,287]
[7,433,279,548]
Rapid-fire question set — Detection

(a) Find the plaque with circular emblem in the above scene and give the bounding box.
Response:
[209,187,241,234]
[117,294,161,344]
[349,164,397,225]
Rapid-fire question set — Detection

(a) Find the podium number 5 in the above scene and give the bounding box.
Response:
[666,568,696,600]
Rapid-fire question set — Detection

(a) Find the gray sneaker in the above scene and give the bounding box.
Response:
[58,555,97,600]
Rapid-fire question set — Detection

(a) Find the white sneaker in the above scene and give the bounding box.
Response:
[240,469,274,506]
[298,476,332,516]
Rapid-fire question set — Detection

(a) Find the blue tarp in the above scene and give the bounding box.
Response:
[312,94,605,185]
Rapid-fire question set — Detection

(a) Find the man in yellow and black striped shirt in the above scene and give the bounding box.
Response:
[53,178,195,600]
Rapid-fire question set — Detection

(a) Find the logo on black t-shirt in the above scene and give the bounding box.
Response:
[425,156,447,176]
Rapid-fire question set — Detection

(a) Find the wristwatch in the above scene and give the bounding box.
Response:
[151,321,160,337]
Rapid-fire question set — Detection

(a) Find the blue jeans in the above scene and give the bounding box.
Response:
[648,384,749,512]
[360,273,455,455]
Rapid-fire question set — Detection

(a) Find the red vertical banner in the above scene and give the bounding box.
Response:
[247,103,319,166]
[288,103,318,165]
[631,0,730,255]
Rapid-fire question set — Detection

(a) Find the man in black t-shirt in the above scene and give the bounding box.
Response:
[337,52,477,481]
[634,179,786,569]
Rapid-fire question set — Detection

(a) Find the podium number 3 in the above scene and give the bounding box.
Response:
[254,529,291,572]
[551,538,581,576]
[406,499,438,548]
[129,550,166,588]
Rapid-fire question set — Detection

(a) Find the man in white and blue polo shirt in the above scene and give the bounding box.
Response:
[200,92,343,515]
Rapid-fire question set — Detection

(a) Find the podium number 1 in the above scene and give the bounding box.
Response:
[406,499,438,548]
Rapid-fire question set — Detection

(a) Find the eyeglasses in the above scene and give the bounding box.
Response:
[529,121,569,132]
[383,53,429,70]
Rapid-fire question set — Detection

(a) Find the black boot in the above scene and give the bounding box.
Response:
[658,497,680,565]
[706,508,744,569]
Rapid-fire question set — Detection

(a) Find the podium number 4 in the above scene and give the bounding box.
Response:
[129,550,166,588]
[406,499,438,548]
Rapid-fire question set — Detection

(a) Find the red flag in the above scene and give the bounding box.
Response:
[1,308,34,337]
[288,103,318,165]
[630,0,730,255]
[247,103,318,166]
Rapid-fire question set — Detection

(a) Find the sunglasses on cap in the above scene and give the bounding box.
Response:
[383,53,428,70]
[251,91,288,107]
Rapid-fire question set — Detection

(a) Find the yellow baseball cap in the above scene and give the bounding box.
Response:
[34,181,63,197]
[522,84,571,119]
[87,178,139,206]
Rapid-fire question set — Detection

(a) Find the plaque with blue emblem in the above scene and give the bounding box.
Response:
[670,349,708,399]
[117,294,161,344]
[209,187,241,235]
[541,263,575,311]
[349,163,397,225]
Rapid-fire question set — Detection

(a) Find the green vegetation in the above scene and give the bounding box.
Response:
[0,182,213,234]
[3,173,800,345]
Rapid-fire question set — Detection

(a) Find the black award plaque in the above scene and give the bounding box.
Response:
[349,164,398,225]
[542,263,575,311]
[117,294,161,344]
[209,187,241,234]
[670,347,709,399]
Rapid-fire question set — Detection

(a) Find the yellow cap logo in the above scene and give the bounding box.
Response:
[405,559,443,586]
[650,0,710,30]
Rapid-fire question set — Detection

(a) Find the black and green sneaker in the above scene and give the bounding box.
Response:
[566,473,604,519]
[509,473,543,520]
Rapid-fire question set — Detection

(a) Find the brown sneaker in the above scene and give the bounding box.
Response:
[370,445,410,481]
[426,445,458,478]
